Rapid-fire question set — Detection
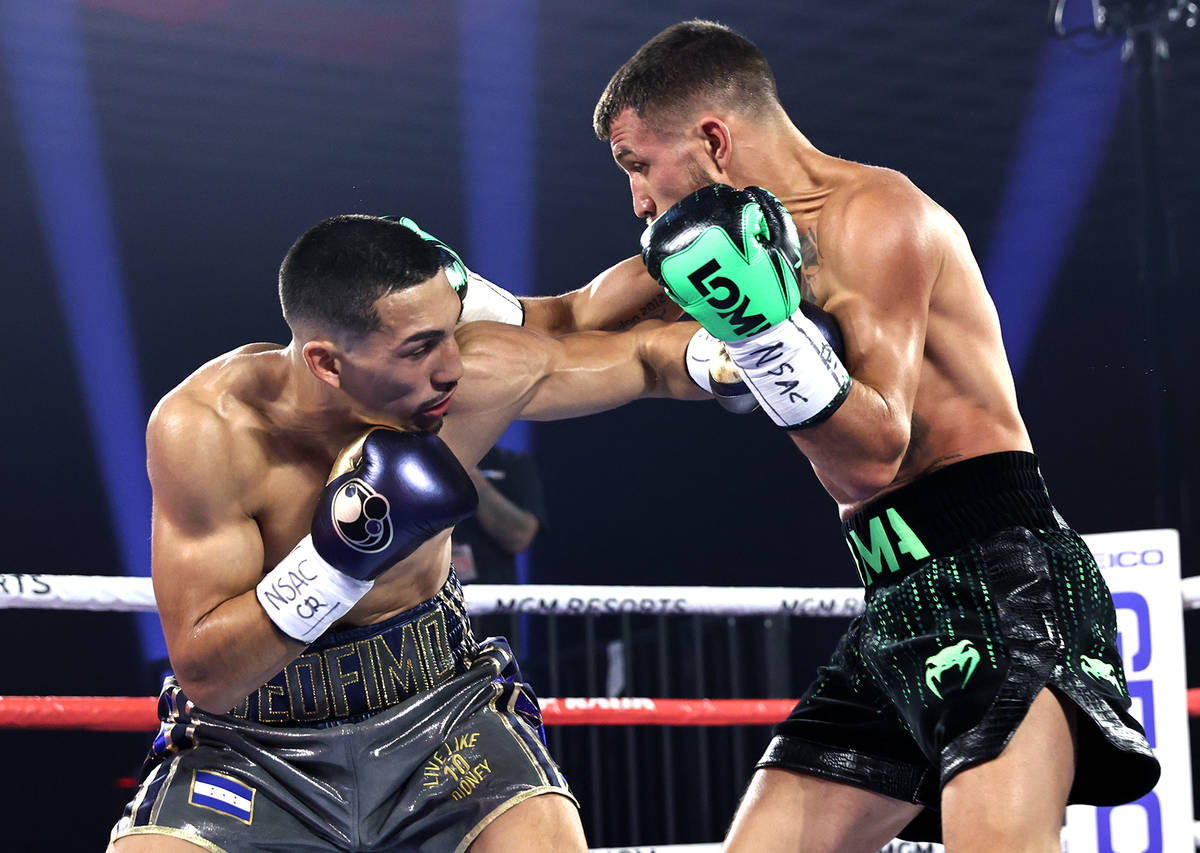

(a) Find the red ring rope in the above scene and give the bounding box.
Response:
[0,696,800,731]
[3,693,1198,731]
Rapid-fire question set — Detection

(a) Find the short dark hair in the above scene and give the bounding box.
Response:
[593,19,780,141]
[278,215,443,339]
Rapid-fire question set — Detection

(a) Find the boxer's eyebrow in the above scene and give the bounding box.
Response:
[402,330,443,345]
[392,330,445,357]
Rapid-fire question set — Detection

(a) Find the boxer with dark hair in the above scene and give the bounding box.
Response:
[107,214,704,853]
[599,19,1160,852]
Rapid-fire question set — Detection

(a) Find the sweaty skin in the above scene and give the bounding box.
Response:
[608,108,1032,517]
[147,272,701,714]
[775,160,1032,511]
[521,254,683,334]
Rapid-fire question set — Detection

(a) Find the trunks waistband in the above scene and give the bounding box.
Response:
[841,451,1059,590]
[229,568,478,727]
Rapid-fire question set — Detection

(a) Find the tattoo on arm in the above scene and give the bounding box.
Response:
[797,229,821,303]
[612,292,671,332]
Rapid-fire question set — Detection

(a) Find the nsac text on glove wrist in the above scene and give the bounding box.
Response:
[256,535,374,643]
[724,308,851,429]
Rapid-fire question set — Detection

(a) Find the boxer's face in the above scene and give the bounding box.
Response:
[335,271,463,432]
[609,107,719,224]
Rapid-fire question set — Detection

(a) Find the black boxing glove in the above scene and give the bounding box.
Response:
[256,428,478,643]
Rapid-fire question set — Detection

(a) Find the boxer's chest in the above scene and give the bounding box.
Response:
[252,461,327,571]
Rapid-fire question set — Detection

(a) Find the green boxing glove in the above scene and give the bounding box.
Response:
[641,185,851,429]
[641,184,803,340]
[386,216,524,325]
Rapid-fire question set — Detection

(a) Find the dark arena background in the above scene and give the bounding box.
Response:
[1,1,1198,850]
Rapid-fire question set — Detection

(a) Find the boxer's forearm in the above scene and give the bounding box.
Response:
[522,255,682,334]
[169,590,304,712]
[787,381,910,503]
[638,320,711,400]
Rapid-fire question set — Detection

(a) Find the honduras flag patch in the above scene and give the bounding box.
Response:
[189,770,255,824]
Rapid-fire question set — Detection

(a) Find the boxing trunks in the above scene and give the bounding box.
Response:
[110,570,574,852]
[760,452,1160,841]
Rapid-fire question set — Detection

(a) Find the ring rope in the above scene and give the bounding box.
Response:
[5,574,1200,615]
[0,575,865,616]
[3,693,1200,731]
[0,695,799,731]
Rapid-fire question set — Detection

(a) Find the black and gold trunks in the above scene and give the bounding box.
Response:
[232,569,476,726]
[111,570,576,853]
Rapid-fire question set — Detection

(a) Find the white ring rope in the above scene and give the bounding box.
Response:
[3,573,1200,616]
[0,574,868,616]
[0,574,157,613]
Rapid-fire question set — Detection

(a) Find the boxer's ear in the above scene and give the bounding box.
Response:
[303,340,342,389]
[696,116,733,175]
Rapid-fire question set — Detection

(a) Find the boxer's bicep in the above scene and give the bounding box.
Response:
[449,319,697,438]
[823,190,938,426]
[453,320,652,423]
[146,397,266,658]
[787,188,942,496]
[151,511,266,665]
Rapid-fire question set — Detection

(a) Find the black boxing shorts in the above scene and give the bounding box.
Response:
[758,452,1160,841]
[110,570,576,852]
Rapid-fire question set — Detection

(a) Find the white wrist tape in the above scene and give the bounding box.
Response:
[724,308,851,429]
[459,270,525,325]
[684,328,723,392]
[255,535,374,644]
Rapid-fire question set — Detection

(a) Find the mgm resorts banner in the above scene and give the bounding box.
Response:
[1064,529,1191,853]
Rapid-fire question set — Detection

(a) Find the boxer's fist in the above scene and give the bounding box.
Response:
[644,186,851,430]
[388,215,470,296]
[311,428,478,579]
[389,216,524,325]
[257,428,478,642]
[641,184,803,342]
[685,328,759,414]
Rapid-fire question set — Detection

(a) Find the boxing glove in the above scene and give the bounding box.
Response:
[256,428,478,643]
[685,328,759,414]
[642,185,851,430]
[388,216,525,325]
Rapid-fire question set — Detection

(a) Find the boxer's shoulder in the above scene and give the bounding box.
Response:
[148,345,285,500]
[155,344,282,428]
[806,170,946,314]
[819,167,934,246]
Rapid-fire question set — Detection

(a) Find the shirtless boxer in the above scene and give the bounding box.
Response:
[107,214,702,853]
[594,19,1161,852]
